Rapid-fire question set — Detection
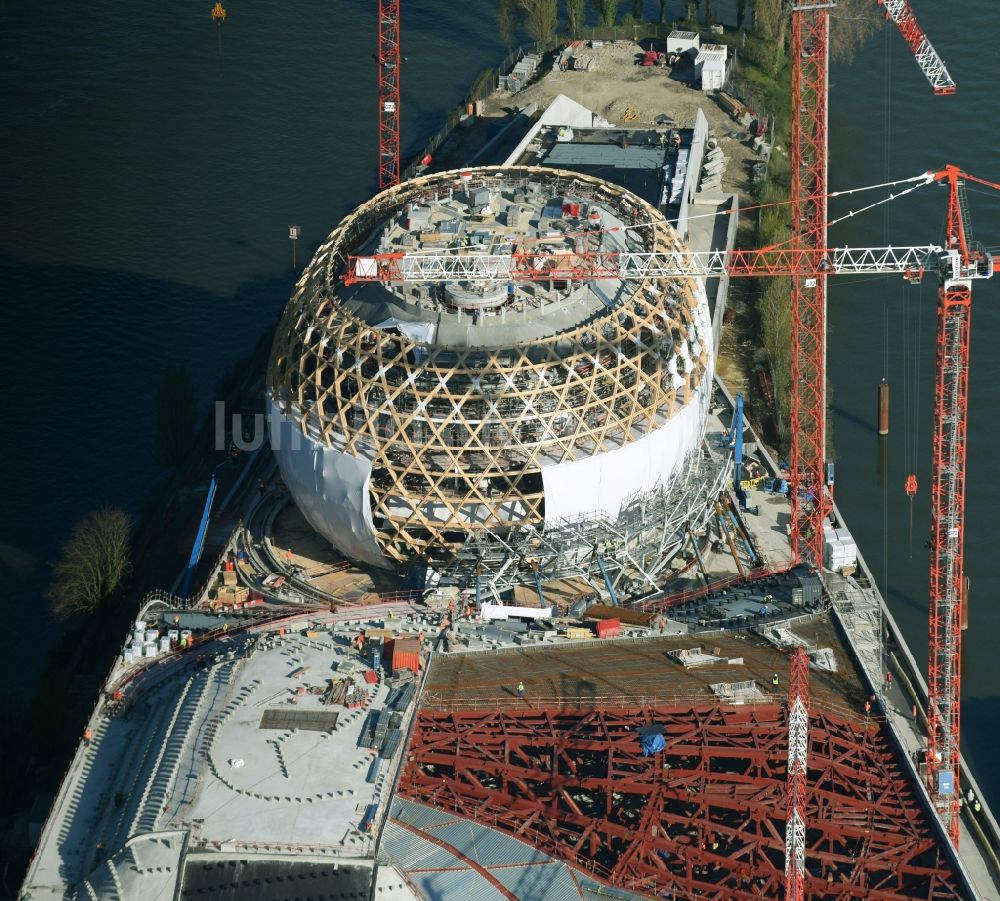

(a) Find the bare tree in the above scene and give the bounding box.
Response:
[48,508,132,621]
[566,0,585,35]
[830,0,880,63]
[751,0,787,73]
[596,0,617,27]
[755,0,782,41]
[498,0,516,48]
[758,277,792,447]
[756,0,878,65]
[514,0,559,44]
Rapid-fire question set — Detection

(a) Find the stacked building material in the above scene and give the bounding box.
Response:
[586,604,655,627]
[823,524,858,573]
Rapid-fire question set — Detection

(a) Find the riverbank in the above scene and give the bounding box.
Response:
[0,325,276,886]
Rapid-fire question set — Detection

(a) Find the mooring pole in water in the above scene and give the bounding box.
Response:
[877,379,890,436]
[289,225,301,269]
[211,2,226,56]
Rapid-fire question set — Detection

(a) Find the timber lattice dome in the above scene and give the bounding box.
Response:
[267,166,712,566]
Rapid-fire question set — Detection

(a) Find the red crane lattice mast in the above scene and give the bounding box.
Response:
[788,2,832,569]
[785,1,954,568]
[785,0,967,847]
[925,165,1000,844]
[377,0,401,190]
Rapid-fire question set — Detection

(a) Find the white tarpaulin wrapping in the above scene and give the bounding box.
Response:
[541,382,708,524]
[542,279,714,526]
[375,318,436,344]
[267,400,390,568]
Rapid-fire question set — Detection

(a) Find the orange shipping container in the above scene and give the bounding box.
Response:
[391,637,421,673]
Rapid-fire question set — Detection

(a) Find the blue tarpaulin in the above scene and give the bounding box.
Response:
[640,733,666,755]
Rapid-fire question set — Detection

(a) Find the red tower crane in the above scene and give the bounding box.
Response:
[377,0,401,190]
[924,165,1000,844]
[785,1,953,568]
[363,0,986,854]
[784,0,967,848]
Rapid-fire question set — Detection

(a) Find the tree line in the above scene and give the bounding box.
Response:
[499,0,876,64]
[498,1,767,45]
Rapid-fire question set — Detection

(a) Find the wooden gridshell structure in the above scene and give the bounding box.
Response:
[267,167,712,565]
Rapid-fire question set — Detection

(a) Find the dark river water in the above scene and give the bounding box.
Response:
[1,0,998,811]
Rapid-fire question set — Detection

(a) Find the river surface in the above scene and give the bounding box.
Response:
[1,0,998,810]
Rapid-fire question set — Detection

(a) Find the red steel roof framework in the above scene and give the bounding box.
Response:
[398,705,962,899]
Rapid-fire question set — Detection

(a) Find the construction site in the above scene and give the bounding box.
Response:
[267,163,725,590]
[19,3,1000,901]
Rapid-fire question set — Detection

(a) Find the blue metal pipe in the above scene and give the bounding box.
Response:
[180,471,220,600]
[734,393,747,509]
[596,556,619,607]
[534,569,545,607]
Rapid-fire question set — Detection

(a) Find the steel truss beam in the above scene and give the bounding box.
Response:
[398,705,961,899]
[785,648,810,901]
[876,0,956,95]
[346,245,944,285]
[437,442,730,595]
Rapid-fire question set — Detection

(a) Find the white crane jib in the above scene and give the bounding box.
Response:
[346,245,976,286]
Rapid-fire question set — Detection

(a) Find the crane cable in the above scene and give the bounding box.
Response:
[882,17,894,584]
[882,22,892,576]
[912,278,924,554]
[401,172,938,255]
[903,278,916,555]
[884,25,914,555]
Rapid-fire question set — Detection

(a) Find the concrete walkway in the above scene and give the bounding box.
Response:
[831,558,1000,899]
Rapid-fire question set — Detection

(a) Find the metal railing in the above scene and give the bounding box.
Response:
[419,692,755,712]
[372,660,433,855]
[632,562,792,611]
[418,691,874,724]
[186,518,244,606]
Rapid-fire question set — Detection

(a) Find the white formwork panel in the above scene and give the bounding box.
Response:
[541,380,708,525]
[541,278,714,527]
